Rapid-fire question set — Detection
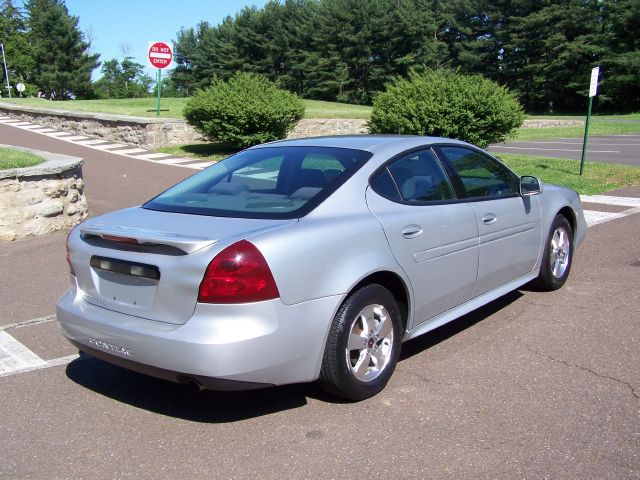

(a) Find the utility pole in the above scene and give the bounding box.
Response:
[0,43,11,98]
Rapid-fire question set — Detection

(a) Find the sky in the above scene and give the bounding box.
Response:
[16,0,269,79]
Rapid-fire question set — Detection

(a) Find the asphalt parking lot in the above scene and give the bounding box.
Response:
[489,134,640,166]
[1,122,639,478]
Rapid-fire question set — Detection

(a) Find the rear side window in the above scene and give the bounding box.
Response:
[143,146,371,219]
[371,149,455,203]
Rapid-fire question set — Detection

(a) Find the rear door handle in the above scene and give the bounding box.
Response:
[482,213,497,225]
[402,225,423,239]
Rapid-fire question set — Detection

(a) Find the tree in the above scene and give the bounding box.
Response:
[93,57,152,99]
[0,0,35,95]
[597,0,640,112]
[25,0,100,99]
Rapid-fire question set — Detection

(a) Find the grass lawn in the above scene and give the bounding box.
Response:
[156,143,235,162]
[1,97,372,120]
[497,153,640,195]
[512,120,640,141]
[0,147,44,169]
[4,97,638,139]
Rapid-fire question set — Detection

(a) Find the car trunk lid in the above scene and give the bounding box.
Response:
[69,207,295,324]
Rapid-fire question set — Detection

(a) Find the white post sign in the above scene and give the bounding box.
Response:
[589,66,599,98]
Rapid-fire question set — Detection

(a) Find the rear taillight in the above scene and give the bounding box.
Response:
[66,228,75,276]
[198,240,280,304]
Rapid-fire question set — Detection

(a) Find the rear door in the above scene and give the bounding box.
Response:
[366,148,479,328]
[436,146,541,297]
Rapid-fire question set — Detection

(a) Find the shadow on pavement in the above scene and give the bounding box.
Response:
[65,290,523,421]
[400,290,523,360]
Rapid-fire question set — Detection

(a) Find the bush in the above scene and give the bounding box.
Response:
[369,70,525,147]
[184,72,305,149]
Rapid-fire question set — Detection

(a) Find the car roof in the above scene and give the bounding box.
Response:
[250,135,471,154]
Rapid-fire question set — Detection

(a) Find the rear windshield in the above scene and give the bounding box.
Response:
[143,146,372,219]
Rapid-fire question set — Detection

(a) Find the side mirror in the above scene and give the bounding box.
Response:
[520,176,542,196]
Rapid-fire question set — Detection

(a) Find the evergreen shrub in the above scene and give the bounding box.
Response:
[369,70,525,147]
[184,72,305,149]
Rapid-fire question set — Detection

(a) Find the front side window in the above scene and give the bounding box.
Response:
[439,146,519,199]
[143,146,371,219]
[371,149,455,203]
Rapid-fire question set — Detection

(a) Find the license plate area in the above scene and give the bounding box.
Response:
[90,256,159,308]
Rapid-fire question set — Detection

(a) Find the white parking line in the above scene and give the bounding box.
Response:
[0,330,47,375]
[522,141,640,147]
[491,145,620,153]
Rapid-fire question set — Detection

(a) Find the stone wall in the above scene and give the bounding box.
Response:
[0,102,585,149]
[0,103,204,149]
[288,119,369,138]
[522,119,584,128]
[0,146,88,241]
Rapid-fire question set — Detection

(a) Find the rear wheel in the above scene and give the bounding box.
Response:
[319,284,402,401]
[535,214,573,291]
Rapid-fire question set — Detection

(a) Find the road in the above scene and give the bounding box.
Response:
[1,122,639,479]
[489,134,640,166]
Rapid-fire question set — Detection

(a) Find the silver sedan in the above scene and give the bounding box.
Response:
[57,135,586,400]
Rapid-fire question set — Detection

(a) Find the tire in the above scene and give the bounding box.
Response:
[535,214,573,291]
[319,284,403,401]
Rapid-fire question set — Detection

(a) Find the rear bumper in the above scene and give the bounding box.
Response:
[56,282,342,389]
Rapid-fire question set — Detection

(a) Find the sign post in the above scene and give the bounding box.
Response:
[580,66,599,175]
[148,41,173,117]
[0,43,11,98]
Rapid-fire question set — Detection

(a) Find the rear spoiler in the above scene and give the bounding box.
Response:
[80,224,217,254]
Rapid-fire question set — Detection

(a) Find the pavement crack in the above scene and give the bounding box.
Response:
[396,368,454,387]
[523,343,639,400]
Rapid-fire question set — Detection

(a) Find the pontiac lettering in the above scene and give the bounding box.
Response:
[89,337,133,356]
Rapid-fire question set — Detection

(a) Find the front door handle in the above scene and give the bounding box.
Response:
[482,213,497,225]
[402,225,423,239]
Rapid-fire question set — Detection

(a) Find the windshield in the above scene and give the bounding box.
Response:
[143,146,372,219]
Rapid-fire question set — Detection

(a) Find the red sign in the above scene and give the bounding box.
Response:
[148,41,172,69]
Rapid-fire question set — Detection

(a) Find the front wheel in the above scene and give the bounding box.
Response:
[535,214,573,291]
[319,284,403,401]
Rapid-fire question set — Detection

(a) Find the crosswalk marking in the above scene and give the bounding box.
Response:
[184,162,215,169]
[581,195,640,208]
[156,157,199,164]
[91,143,127,150]
[135,152,173,160]
[60,135,89,141]
[45,131,73,137]
[74,139,109,146]
[114,147,147,154]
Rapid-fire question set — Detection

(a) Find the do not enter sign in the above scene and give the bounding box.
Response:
[148,41,172,69]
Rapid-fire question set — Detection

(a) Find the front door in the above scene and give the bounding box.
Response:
[366,148,479,328]
[436,146,542,297]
